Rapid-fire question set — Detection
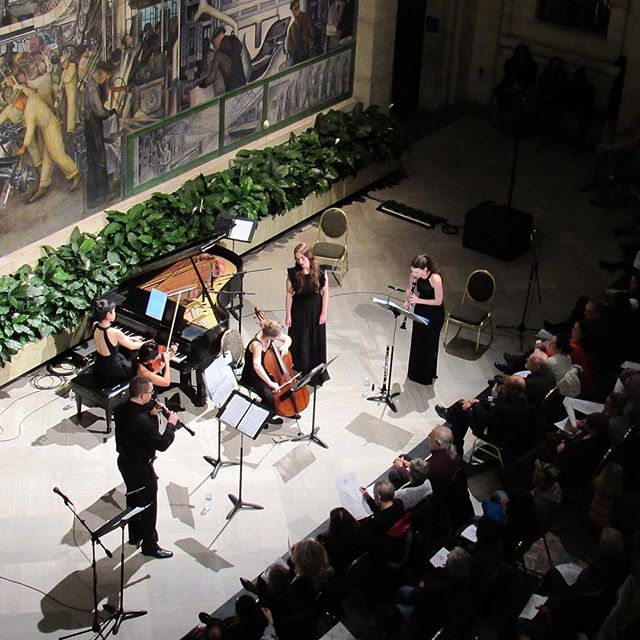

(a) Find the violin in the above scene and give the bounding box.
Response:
[254,307,310,418]
[148,343,178,372]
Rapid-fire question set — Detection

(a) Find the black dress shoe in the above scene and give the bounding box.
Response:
[198,612,211,625]
[435,404,450,422]
[240,577,258,594]
[127,538,141,548]
[494,361,509,374]
[268,416,283,425]
[142,547,173,559]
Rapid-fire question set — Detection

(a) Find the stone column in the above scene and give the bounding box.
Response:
[353,0,398,113]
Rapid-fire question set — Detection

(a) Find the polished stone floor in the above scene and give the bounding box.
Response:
[0,115,631,638]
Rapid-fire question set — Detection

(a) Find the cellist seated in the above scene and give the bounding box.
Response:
[240,318,293,426]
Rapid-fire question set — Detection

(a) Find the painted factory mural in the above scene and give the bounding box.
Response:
[0,0,356,254]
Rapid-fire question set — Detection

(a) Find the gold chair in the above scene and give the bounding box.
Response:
[444,269,495,351]
[313,207,349,285]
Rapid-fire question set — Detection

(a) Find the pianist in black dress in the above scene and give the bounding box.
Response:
[406,254,445,385]
[285,242,329,377]
[92,299,144,385]
[132,341,177,390]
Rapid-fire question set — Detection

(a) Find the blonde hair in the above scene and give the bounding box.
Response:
[290,538,333,587]
[260,318,282,337]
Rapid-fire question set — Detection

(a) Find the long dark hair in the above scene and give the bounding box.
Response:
[132,341,158,373]
[327,506,360,542]
[292,242,322,293]
[93,299,115,322]
[411,254,441,276]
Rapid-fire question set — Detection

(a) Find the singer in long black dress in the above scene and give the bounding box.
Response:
[406,254,445,385]
[285,242,329,378]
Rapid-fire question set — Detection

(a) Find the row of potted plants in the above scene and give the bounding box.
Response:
[0,104,404,366]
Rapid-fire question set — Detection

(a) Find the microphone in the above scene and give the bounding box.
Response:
[53,486,74,506]
[388,285,404,292]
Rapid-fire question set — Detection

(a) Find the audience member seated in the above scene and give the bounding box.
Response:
[181,614,226,640]
[389,426,459,494]
[499,488,539,558]
[544,297,608,347]
[393,459,433,511]
[316,507,365,576]
[604,391,629,444]
[588,463,624,532]
[530,458,562,523]
[522,350,556,409]
[436,375,532,461]
[395,546,474,638]
[465,516,505,591]
[569,319,599,399]
[226,595,270,640]
[360,480,405,550]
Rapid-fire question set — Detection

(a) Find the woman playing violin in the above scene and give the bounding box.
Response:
[132,341,178,390]
[240,318,292,425]
[92,299,145,385]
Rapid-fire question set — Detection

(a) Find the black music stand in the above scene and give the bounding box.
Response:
[369,296,430,412]
[218,391,269,521]
[93,504,150,637]
[203,417,240,479]
[57,492,114,640]
[273,358,337,449]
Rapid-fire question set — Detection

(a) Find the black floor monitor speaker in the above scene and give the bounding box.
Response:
[463,200,533,261]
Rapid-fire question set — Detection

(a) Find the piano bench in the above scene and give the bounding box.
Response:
[70,373,130,434]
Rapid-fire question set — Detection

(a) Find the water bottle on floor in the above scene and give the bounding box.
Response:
[202,493,212,515]
[362,376,371,397]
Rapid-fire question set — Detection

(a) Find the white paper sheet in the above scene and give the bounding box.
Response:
[336,473,372,520]
[237,404,270,439]
[460,524,478,543]
[621,361,640,371]
[204,355,238,407]
[219,393,250,426]
[554,417,573,433]
[556,562,583,586]
[563,397,604,424]
[429,547,449,568]
[519,594,548,620]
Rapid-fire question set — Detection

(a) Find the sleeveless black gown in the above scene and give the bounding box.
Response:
[287,266,327,378]
[407,276,445,385]
[93,324,130,385]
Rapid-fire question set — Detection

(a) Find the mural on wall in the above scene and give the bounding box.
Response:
[0,0,356,255]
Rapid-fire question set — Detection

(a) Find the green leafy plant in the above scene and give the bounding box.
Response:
[0,104,404,366]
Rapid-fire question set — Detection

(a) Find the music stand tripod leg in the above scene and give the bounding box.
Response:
[226,434,264,521]
[203,419,239,479]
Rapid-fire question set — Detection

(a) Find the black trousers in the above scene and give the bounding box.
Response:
[117,457,159,553]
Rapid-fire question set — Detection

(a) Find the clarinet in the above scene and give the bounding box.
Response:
[380,345,390,393]
[400,277,417,330]
[153,401,196,436]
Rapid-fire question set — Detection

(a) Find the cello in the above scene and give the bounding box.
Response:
[254,308,310,418]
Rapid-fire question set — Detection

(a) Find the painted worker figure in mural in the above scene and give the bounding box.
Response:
[199,26,246,94]
[7,81,81,204]
[326,0,346,51]
[0,87,42,168]
[59,48,78,133]
[129,23,161,87]
[287,0,316,66]
[83,61,118,209]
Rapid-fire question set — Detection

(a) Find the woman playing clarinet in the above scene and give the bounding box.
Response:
[406,254,444,385]
[285,242,329,379]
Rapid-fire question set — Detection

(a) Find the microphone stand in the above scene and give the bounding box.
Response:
[57,494,113,640]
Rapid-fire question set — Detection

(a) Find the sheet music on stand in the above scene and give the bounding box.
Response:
[371,297,430,326]
[219,391,269,439]
[204,355,238,407]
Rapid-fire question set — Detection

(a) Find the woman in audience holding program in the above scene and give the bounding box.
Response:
[92,299,144,385]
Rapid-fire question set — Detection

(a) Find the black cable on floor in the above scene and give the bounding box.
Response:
[0,575,93,614]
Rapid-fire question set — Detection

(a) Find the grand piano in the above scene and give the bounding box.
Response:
[102,235,243,406]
